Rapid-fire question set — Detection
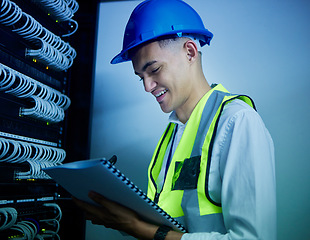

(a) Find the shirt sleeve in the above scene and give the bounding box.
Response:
[181,100,277,240]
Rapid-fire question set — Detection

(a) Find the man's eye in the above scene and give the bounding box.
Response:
[139,77,144,82]
[152,67,160,73]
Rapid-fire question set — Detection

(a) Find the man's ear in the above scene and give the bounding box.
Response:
[184,40,198,62]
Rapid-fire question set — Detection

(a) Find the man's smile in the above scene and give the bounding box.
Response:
[154,89,168,102]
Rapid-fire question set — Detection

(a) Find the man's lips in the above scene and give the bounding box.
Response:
[153,89,168,102]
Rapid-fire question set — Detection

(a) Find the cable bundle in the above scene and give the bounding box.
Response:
[0,0,23,27]
[36,203,62,239]
[0,137,66,179]
[26,38,74,71]
[0,207,18,231]
[0,204,62,239]
[0,63,70,123]
[20,96,65,123]
[0,0,77,71]
[34,0,78,21]
[10,220,38,239]
[32,0,79,37]
[0,63,71,109]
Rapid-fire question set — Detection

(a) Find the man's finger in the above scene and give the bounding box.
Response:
[72,195,105,216]
[88,191,113,207]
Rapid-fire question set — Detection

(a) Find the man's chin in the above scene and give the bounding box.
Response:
[159,103,173,114]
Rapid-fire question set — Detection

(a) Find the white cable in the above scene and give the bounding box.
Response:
[21,220,38,239]
[11,220,37,240]
[0,64,69,105]
[0,0,23,26]
[0,206,63,239]
[0,0,77,71]
[7,207,18,229]
[0,207,18,231]
[0,208,18,231]
[43,203,62,221]
[0,137,66,179]
[3,139,19,163]
[34,0,79,21]
[0,137,10,160]
[0,63,71,122]
[5,72,36,98]
[35,234,44,240]
[25,38,74,71]
[0,208,9,231]
[35,203,62,239]
[0,204,63,239]
[61,19,78,37]
[0,66,15,90]
[20,96,65,123]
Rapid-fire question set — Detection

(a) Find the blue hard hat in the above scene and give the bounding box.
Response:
[111,0,213,64]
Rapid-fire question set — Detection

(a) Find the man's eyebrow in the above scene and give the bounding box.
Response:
[134,60,157,75]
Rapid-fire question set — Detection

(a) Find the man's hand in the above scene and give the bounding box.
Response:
[72,191,158,239]
[73,191,137,228]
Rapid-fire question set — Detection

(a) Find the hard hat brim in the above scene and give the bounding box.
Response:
[110,29,213,64]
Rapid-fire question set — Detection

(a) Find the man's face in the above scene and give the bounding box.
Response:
[132,41,192,114]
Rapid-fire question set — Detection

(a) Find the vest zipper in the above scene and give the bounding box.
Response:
[154,192,160,203]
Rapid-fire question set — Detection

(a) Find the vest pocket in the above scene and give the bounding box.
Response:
[172,156,201,190]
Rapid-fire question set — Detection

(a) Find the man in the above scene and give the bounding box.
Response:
[74,0,276,239]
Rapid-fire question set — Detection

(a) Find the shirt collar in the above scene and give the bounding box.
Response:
[168,111,186,126]
[168,84,228,127]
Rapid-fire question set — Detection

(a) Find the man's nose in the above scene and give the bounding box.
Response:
[143,77,157,93]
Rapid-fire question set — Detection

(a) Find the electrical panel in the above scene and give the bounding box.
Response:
[0,0,95,239]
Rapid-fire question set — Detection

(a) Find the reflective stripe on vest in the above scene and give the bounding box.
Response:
[147,85,255,231]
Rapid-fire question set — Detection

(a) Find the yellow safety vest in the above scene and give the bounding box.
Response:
[147,84,255,232]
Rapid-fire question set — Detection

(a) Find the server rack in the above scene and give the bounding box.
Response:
[0,0,98,239]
